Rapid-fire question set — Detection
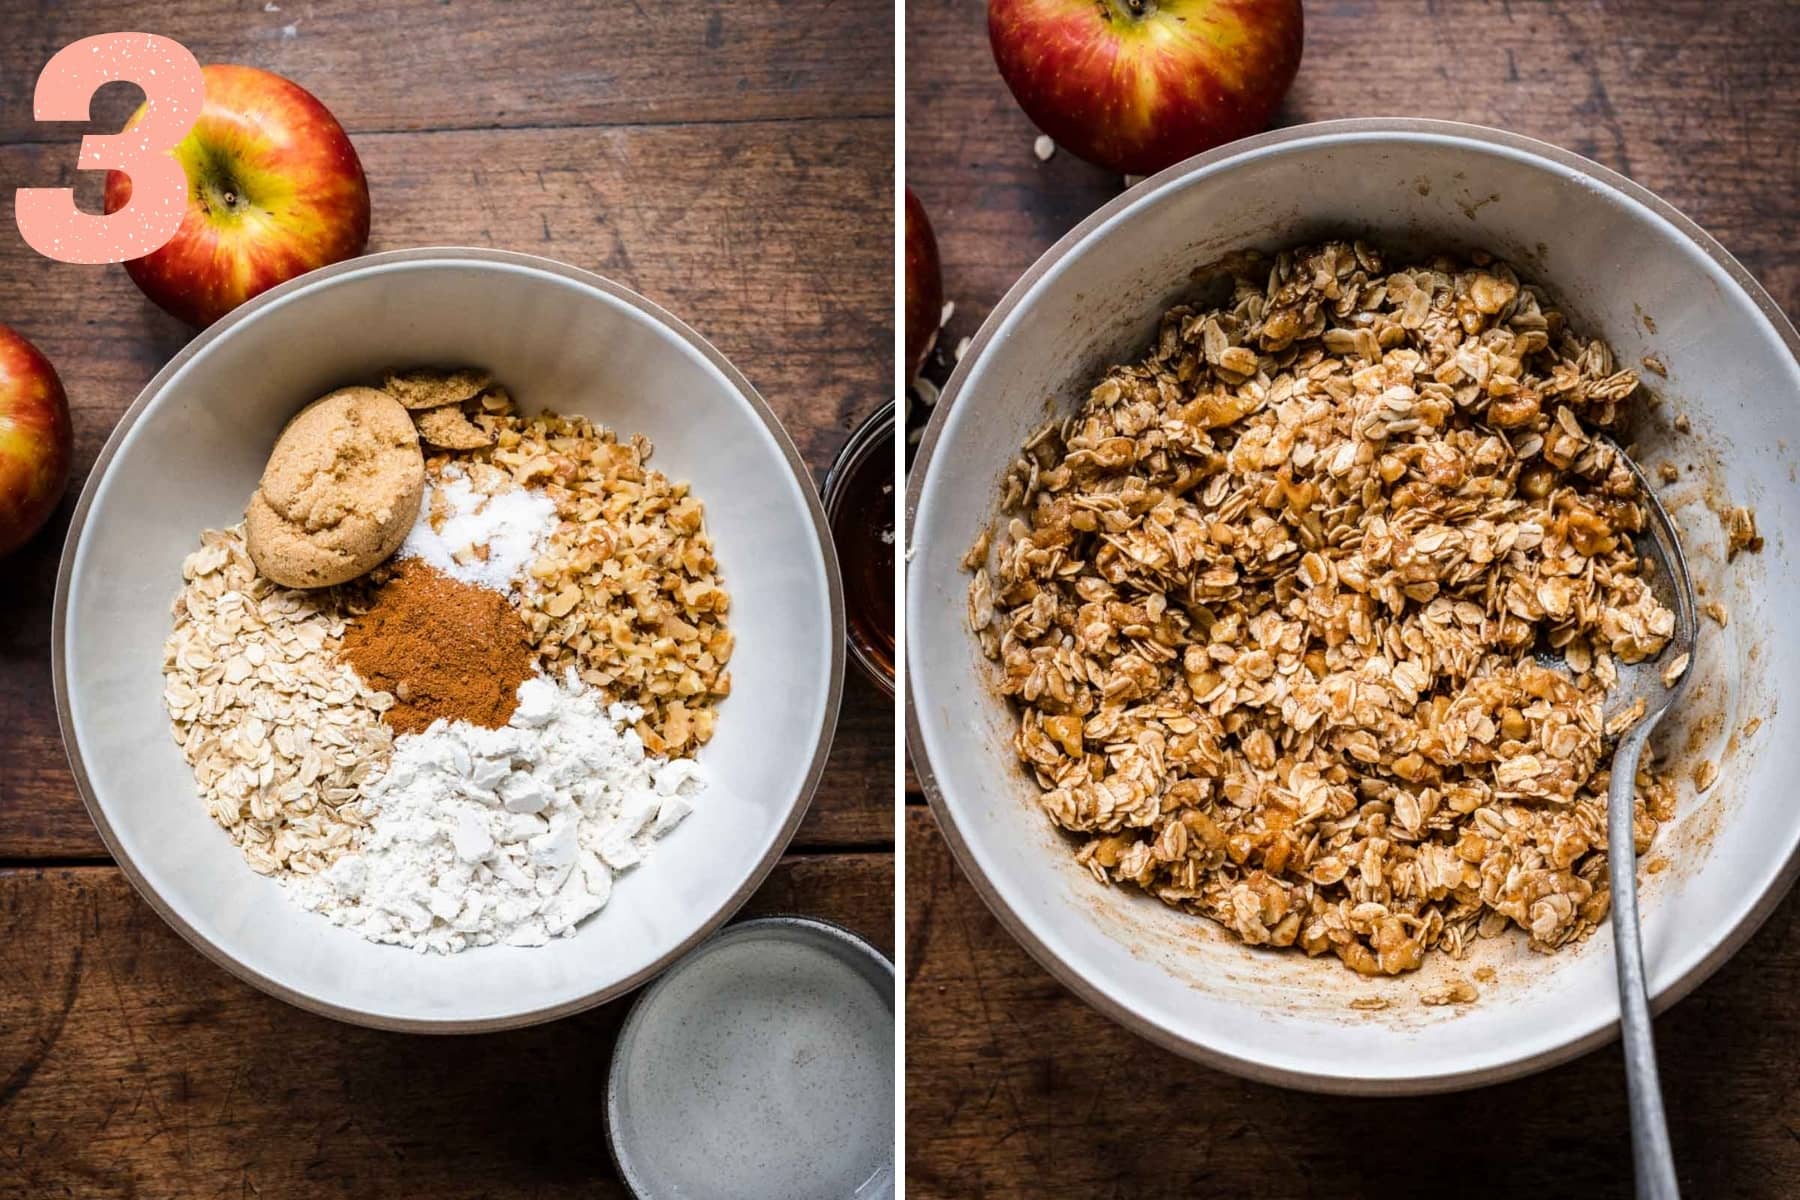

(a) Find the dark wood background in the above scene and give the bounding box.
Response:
[906,1,1799,1197]
[0,3,892,1197]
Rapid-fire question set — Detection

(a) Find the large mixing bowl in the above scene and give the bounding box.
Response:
[907,119,1799,1093]
[56,248,843,1031]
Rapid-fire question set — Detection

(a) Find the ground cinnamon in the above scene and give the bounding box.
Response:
[340,559,536,735]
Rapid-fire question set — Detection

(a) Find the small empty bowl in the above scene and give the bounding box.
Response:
[607,916,895,1199]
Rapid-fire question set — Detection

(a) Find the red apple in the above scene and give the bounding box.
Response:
[989,0,1304,176]
[0,326,73,559]
[905,188,944,384]
[105,64,370,327]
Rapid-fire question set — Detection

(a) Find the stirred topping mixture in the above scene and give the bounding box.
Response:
[969,242,1676,976]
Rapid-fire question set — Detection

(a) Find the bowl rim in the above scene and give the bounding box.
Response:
[53,245,846,1033]
[904,117,1800,1092]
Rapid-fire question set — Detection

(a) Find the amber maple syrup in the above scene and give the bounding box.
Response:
[824,402,895,694]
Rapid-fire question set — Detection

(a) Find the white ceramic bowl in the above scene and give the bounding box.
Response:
[56,248,843,1031]
[606,917,895,1200]
[907,119,1800,1093]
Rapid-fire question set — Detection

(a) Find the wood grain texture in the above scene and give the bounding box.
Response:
[0,0,893,142]
[0,117,892,857]
[906,2,1799,1195]
[906,810,1800,1199]
[0,854,892,1200]
[906,0,1799,391]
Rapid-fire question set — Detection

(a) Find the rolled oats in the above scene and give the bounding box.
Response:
[1420,976,1481,1006]
[163,525,392,875]
[975,242,1679,976]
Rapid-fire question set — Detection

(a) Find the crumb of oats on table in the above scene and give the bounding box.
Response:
[1656,461,1680,484]
[1702,600,1728,627]
[1642,354,1667,377]
[971,241,1680,978]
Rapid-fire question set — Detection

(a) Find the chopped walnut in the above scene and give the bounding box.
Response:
[437,396,731,757]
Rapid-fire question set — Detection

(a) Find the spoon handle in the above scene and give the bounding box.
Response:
[1609,730,1680,1200]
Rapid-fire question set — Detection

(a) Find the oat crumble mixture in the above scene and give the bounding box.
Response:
[163,373,730,876]
[968,242,1679,977]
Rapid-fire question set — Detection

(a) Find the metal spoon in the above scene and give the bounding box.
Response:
[1548,439,1695,1199]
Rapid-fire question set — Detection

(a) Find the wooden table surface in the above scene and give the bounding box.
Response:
[0,3,892,1197]
[906,2,1799,1197]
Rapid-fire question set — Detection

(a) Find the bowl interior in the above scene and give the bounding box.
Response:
[908,124,1798,1091]
[61,253,841,1029]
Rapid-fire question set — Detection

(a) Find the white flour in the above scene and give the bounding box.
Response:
[399,467,556,593]
[290,672,702,953]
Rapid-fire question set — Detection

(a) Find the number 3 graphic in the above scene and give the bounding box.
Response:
[15,33,204,265]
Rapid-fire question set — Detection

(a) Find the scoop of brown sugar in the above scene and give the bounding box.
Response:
[245,387,424,588]
[340,559,536,734]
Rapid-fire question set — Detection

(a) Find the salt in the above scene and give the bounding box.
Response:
[399,466,556,593]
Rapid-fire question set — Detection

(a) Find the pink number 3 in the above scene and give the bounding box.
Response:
[15,33,204,265]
